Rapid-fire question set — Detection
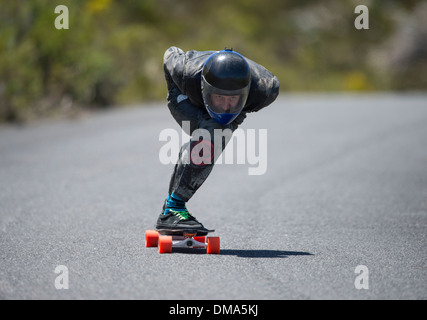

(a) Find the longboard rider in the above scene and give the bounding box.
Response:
[156,47,280,231]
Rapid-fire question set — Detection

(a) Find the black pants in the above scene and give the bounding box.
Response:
[166,85,246,202]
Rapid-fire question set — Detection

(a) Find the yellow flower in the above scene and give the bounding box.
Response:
[86,0,111,14]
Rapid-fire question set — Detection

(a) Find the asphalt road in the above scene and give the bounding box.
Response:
[1,94,426,300]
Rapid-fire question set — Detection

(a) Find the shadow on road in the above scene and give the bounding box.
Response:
[171,248,313,258]
[220,249,313,258]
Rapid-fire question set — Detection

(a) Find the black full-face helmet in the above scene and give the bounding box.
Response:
[201,49,251,125]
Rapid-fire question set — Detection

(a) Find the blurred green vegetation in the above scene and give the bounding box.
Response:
[1,0,426,122]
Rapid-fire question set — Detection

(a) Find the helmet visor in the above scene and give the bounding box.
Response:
[202,77,249,115]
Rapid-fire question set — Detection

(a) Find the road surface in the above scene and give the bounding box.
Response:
[1,93,426,300]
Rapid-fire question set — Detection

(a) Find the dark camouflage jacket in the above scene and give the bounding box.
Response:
[163,46,280,114]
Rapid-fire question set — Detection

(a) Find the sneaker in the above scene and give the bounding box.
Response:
[156,209,206,231]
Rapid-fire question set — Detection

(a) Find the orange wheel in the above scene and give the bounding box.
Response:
[158,236,173,254]
[145,230,159,247]
[207,237,220,254]
[194,236,206,245]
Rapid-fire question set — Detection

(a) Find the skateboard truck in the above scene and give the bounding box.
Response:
[145,230,220,254]
[173,234,205,248]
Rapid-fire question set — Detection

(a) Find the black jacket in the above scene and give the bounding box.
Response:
[163,47,280,113]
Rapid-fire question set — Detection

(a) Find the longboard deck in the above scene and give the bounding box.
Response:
[156,228,215,237]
